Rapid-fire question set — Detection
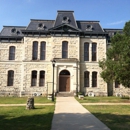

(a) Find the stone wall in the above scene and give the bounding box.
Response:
[80,38,107,96]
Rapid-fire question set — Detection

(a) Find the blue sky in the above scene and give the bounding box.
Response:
[0,0,129,31]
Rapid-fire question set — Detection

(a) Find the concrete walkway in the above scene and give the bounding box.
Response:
[51,97,110,130]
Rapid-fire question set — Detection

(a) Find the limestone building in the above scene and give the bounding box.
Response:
[0,10,123,97]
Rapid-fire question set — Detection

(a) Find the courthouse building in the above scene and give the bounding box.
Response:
[0,10,125,97]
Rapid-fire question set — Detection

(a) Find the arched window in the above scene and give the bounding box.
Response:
[84,43,89,61]
[84,71,89,87]
[7,70,14,86]
[31,70,37,86]
[9,46,15,60]
[92,43,97,61]
[40,42,46,60]
[39,71,45,86]
[92,72,97,87]
[32,41,38,60]
[62,41,68,58]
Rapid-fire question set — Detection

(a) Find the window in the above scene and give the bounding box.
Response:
[7,70,14,86]
[92,72,97,87]
[62,41,68,58]
[40,42,46,60]
[9,46,15,60]
[92,43,97,61]
[31,71,37,86]
[84,71,89,87]
[84,43,89,61]
[115,81,120,88]
[39,71,45,86]
[32,41,38,60]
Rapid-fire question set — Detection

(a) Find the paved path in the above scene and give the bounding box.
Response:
[51,97,110,130]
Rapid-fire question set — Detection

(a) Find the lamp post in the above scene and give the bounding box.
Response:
[51,59,56,101]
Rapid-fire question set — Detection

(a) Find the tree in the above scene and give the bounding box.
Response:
[99,21,130,87]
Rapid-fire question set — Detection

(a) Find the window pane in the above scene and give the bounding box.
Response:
[92,43,97,61]
[84,43,89,61]
[31,71,37,86]
[39,71,45,86]
[40,42,46,60]
[62,41,68,58]
[9,46,15,60]
[32,42,38,60]
[7,70,14,86]
[84,71,89,87]
[92,72,97,87]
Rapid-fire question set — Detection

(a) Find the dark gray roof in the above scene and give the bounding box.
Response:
[26,20,54,30]
[77,21,104,33]
[54,10,78,28]
[0,26,26,37]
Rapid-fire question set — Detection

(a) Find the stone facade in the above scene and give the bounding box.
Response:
[0,10,126,97]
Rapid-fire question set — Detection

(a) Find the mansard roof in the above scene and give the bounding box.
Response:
[0,10,123,40]
[0,26,26,37]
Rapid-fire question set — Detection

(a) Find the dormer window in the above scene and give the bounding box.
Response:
[38,23,46,30]
[86,25,93,31]
[11,28,16,33]
[62,16,70,24]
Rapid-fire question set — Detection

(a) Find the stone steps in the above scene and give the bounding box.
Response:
[56,92,74,97]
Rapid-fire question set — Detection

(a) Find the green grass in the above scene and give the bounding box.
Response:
[0,105,54,130]
[76,96,130,103]
[0,97,54,104]
[84,105,130,130]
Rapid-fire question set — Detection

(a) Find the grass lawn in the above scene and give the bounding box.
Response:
[0,105,54,130]
[76,96,130,103]
[84,105,130,130]
[0,97,54,104]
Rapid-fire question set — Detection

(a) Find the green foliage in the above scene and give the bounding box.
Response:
[99,20,130,87]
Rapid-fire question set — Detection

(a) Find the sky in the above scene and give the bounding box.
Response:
[0,0,130,31]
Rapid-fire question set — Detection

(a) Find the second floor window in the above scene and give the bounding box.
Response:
[84,43,89,61]
[92,43,97,61]
[62,41,68,58]
[9,46,15,60]
[32,41,38,60]
[40,42,46,60]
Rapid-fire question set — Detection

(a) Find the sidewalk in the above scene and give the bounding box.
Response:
[51,97,110,130]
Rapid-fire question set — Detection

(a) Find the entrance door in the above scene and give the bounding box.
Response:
[59,70,70,92]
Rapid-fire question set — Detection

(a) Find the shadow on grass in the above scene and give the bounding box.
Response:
[0,112,53,130]
[91,112,130,130]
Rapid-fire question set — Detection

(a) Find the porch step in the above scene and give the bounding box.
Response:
[56,92,74,97]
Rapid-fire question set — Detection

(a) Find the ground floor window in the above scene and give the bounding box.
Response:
[84,71,97,87]
[7,70,14,86]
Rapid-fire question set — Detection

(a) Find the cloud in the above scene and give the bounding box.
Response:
[107,20,125,25]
